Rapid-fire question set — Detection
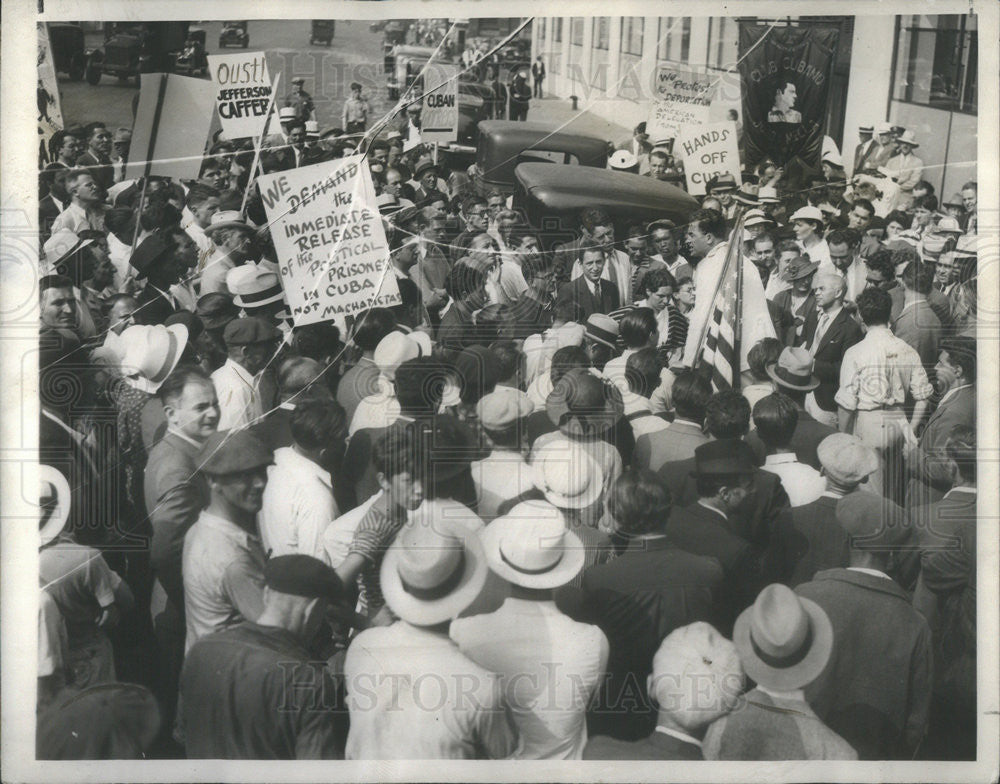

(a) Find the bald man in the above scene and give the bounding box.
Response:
[804,273,863,427]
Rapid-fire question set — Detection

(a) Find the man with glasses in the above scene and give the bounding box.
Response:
[825,228,866,303]
[863,250,904,321]
[451,195,489,263]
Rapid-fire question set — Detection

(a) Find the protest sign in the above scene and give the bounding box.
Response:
[421,63,459,143]
[646,65,712,144]
[126,73,216,181]
[207,52,273,139]
[677,120,741,196]
[37,24,64,166]
[257,157,401,326]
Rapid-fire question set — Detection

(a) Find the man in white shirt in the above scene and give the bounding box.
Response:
[344,516,519,759]
[469,387,536,522]
[182,184,220,274]
[51,170,107,234]
[211,317,282,432]
[452,502,609,759]
[259,399,342,562]
[753,393,825,507]
[882,131,923,210]
[199,211,259,296]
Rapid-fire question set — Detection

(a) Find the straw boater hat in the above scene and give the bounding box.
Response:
[380,515,489,626]
[118,323,189,394]
[531,437,603,510]
[40,464,72,548]
[757,185,781,204]
[608,149,639,172]
[43,230,94,274]
[202,210,257,238]
[278,107,298,122]
[733,583,833,691]
[766,346,820,392]
[481,500,585,589]
[896,130,919,147]
[226,265,286,308]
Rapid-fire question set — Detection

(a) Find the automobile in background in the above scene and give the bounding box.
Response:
[219,21,249,48]
[310,20,335,46]
[471,121,609,197]
[47,23,88,81]
[386,44,439,100]
[85,22,189,86]
[513,162,699,251]
[169,27,208,77]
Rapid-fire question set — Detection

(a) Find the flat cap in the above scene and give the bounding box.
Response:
[223,316,282,346]
[197,430,273,475]
[266,555,345,600]
[835,491,909,549]
[817,433,879,486]
[196,292,239,330]
[476,387,534,431]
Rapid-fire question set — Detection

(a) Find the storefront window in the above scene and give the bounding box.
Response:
[892,14,977,114]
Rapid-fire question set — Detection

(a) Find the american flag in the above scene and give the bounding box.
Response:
[697,222,745,391]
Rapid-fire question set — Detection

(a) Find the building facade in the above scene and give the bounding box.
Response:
[533,13,977,197]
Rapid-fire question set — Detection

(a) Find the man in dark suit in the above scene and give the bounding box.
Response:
[658,391,791,551]
[746,346,836,470]
[797,492,932,760]
[584,621,742,760]
[633,369,711,472]
[556,469,726,742]
[76,123,115,191]
[666,440,770,631]
[555,247,619,320]
[904,337,976,510]
[766,433,879,587]
[801,271,864,429]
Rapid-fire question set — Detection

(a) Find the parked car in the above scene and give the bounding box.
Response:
[85,22,188,85]
[471,121,609,197]
[170,28,208,77]
[512,162,699,251]
[386,44,440,100]
[47,23,88,81]
[219,21,249,48]
[310,20,335,46]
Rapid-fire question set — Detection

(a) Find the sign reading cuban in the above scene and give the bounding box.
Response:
[677,120,741,196]
[207,52,273,138]
[420,63,459,143]
[257,158,400,326]
[646,65,712,144]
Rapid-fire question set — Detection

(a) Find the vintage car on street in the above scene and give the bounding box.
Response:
[386,44,440,100]
[85,22,189,85]
[219,21,249,48]
[512,162,699,251]
[471,121,609,197]
[310,21,335,46]
[169,28,208,77]
[47,23,88,81]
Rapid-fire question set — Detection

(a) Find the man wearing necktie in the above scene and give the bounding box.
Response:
[804,272,863,428]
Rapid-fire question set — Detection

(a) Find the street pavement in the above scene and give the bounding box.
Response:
[58,19,400,137]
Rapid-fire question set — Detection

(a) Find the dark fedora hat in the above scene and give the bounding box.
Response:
[693,438,757,479]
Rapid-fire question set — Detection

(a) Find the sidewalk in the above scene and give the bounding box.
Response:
[522,95,632,146]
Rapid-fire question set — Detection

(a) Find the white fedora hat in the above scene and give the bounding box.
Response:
[380,516,489,626]
[481,500,585,589]
[119,323,189,394]
[531,438,603,510]
[203,210,256,238]
[373,330,420,380]
[40,464,72,547]
[226,264,286,308]
[43,229,94,274]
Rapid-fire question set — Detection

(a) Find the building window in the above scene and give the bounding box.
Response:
[707,16,738,69]
[536,17,547,46]
[593,17,610,50]
[621,17,644,56]
[553,17,563,43]
[571,17,584,46]
[892,14,977,114]
[657,17,691,63]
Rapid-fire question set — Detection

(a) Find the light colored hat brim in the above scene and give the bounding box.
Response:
[765,362,820,392]
[481,519,585,590]
[234,289,286,308]
[734,595,833,691]
[39,464,72,547]
[531,444,603,510]
[203,219,256,236]
[122,323,189,394]
[380,522,490,626]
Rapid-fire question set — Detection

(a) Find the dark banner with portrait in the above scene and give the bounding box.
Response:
[738,24,838,172]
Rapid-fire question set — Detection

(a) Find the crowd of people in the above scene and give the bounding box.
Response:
[34,40,981,765]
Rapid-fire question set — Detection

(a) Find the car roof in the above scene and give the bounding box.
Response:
[514,162,700,223]
[477,121,608,185]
